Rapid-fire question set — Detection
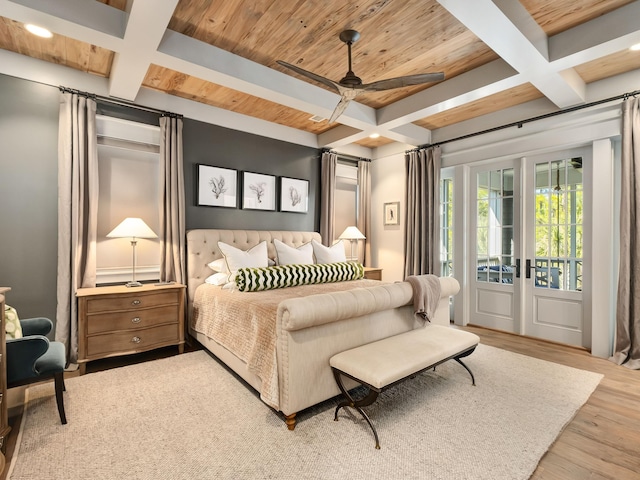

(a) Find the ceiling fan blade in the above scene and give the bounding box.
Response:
[276,60,341,93]
[328,96,353,123]
[362,72,445,92]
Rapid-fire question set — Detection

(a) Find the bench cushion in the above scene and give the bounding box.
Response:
[330,325,479,389]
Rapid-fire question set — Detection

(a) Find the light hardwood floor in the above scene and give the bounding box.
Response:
[1,328,638,479]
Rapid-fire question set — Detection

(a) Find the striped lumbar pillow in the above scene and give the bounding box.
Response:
[235,262,364,292]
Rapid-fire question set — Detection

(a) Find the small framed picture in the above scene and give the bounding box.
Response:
[242,171,277,211]
[197,165,238,208]
[384,201,400,225]
[280,177,309,213]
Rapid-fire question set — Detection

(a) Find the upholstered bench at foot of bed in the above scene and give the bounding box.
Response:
[330,324,480,449]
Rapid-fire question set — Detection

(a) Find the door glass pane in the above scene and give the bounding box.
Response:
[440,178,454,277]
[533,158,583,291]
[478,172,489,199]
[476,167,514,284]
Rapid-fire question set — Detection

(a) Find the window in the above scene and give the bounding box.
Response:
[334,161,358,255]
[440,176,454,277]
[95,116,161,284]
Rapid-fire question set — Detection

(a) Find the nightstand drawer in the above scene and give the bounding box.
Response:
[87,324,180,358]
[85,291,179,314]
[86,305,178,334]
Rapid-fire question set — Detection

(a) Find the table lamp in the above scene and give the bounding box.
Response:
[107,217,158,287]
[338,226,366,261]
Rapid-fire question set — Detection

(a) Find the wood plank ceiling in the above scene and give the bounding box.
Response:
[0,0,639,151]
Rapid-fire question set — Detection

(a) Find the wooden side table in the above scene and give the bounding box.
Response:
[76,283,185,374]
[363,267,383,281]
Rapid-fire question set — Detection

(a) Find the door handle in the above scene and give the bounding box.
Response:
[525,259,536,278]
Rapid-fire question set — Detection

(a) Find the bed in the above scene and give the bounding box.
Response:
[186,229,460,429]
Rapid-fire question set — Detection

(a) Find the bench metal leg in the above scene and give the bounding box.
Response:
[455,346,477,386]
[454,357,476,386]
[332,368,382,449]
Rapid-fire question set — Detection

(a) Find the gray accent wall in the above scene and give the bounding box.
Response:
[0,73,321,321]
[183,117,319,232]
[0,74,59,320]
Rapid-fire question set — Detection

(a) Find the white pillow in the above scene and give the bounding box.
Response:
[311,239,347,264]
[218,241,269,281]
[274,239,314,265]
[207,258,228,273]
[205,272,229,286]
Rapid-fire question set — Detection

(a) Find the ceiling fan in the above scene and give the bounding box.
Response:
[277,30,445,123]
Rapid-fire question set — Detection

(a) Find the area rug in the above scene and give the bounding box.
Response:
[8,344,603,480]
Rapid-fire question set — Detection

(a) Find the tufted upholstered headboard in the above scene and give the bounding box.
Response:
[185,229,322,317]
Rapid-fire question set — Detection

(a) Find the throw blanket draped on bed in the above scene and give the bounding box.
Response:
[191,279,381,409]
[406,274,441,322]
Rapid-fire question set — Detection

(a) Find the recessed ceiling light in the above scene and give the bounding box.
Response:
[630,43,640,51]
[369,133,380,139]
[25,24,52,38]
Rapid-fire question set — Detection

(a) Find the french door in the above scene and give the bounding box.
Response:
[469,149,587,347]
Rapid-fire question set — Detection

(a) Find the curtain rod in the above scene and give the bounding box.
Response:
[321,148,371,162]
[59,86,182,118]
[408,88,640,153]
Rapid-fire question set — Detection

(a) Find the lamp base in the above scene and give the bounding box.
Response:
[125,281,143,288]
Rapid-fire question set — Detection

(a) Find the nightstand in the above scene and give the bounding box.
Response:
[76,283,185,374]
[363,267,383,281]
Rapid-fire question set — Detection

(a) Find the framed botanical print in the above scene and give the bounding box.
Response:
[384,201,400,225]
[242,171,277,211]
[279,177,309,213]
[197,164,238,208]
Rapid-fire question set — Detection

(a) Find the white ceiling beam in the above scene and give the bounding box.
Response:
[155,30,378,129]
[388,123,433,146]
[377,59,520,127]
[548,1,640,67]
[108,0,178,100]
[318,126,367,148]
[0,0,126,50]
[436,0,585,108]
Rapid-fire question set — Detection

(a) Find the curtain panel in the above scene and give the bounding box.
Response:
[159,116,186,284]
[611,97,640,369]
[320,151,338,245]
[55,92,99,364]
[357,160,371,265]
[404,146,441,279]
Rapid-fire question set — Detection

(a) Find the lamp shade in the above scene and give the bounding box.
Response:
[107,218,157,239]
[338,226,365,240]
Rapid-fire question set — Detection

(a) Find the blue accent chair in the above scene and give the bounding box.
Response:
[6,317,67,424]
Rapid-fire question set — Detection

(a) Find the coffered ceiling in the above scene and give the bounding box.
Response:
[0,0,639,154]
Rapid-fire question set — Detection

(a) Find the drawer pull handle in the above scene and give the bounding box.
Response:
[131,317,141,324]
[131,299,141,306]
[132,336,141,344]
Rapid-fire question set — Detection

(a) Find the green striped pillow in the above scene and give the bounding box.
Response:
[236,262,364,292]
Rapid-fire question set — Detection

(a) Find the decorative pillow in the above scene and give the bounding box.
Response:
[207,258,228,273]
[5,304,23,339]
[218,241,269,281]
[205,272,229,286]
[311,239,347,264]
[209,257,274,273]
[274,239,313,266]
[235,262,364,292]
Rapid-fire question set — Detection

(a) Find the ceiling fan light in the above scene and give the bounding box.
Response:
[369,133,380,138]
[630,43,640,51]
[25,24,52,38]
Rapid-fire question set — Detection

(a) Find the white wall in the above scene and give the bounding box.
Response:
[370,143,412,282]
